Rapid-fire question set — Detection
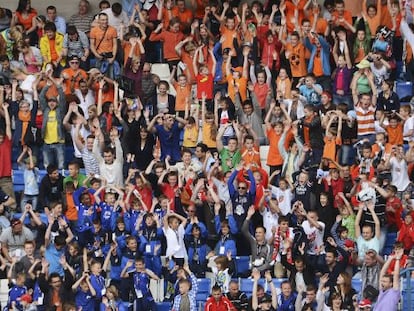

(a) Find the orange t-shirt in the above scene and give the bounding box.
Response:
[227,76,247,102]
[285,0,307,33]
[323,136,342,167]
[220,26,238,53]
[65,192,78,221]
[276,77,292,99]
[93,82,114,103]
[253,83,270,109]
[149,30,184,61]
[122,41,142,66]
[331,10,353,27]
[266,128,283,166]
[387,124,404,145]
[173,81,191,112]
[285,42,307,78]
[38,80,59,99]
[241,146,261,167]
[49,39,58,62]
[181,51,197,84]
[62,68,88,95]
[51,290,62,311]
[202,123,216,148]
[90,26,117,54]
[171,7,194,29]
[313,51,324,77]
[16,10,37,30]
[362,0,382,38]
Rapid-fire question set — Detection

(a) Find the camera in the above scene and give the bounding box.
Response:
[357,187,376,202]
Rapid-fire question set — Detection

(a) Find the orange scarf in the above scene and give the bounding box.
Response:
[18,110,31,145]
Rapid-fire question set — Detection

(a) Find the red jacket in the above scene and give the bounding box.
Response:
[397,221,414,250]
[205,296,235,311]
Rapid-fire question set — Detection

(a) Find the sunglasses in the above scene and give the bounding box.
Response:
[70,61,79,64]
[238,187,247,190]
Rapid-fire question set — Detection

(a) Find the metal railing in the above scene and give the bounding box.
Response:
[399,267,414,310]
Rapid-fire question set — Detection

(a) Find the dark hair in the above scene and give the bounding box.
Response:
[55,235,66,247]
[211,285,222,292]
[182,148,192,156]
[67,25,78,35]
[44,22,57,32]
[46,5,56,12]
[103,147,115,155]
[16,0,33,13]
[111,3,122,15]
[47,164,58,174]
[196,143,208,153]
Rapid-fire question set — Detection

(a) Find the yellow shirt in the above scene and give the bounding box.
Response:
[183,125,199,148]
[202,123,216,149]
[44,110,59,144]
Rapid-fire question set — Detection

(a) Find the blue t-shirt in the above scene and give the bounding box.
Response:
[155,122,182,163]
[75,288,96,311]
[299,84,322,105]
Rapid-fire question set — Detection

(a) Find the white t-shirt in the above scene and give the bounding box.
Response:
[261,208,279,241]
[163,224,187,259]
[302,220,325,255]
[357,236,380,261]
[270,186,293,216]
[403,116,414,142]
[390,157,411,191]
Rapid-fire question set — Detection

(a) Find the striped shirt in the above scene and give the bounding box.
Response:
[62,31,90,58]
[81,146,100,176]
[356,105,376,136]
[68,14,94,34]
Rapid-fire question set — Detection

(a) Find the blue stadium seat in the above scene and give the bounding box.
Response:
[382,232,398,256]
[235,256,251,277]
[272,278,288,289]
[240,278,266,297]
[351,278,362,293]
[402,290,414,311]
[156,302,171,311]
[196,278,211,301]
[14,213,48,225]
[396,81,413,101]
[12,170,25,193]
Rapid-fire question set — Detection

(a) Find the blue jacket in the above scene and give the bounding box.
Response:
[305,35,331,77]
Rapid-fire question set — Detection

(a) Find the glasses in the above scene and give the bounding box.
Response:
[70,61,79,64]
[238,187,247,190]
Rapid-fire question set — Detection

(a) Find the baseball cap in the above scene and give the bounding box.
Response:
[20,294,33,304]
[11,218,22,227]
[358,299,372,308]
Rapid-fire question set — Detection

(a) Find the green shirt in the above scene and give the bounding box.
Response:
[63,173,88,190]
[219,148,241,173]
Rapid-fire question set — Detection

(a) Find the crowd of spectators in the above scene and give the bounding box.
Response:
[1,0,414,310]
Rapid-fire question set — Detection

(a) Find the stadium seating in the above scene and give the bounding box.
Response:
[396,81,413,101]
[196,278,211,302]
[156,301,171,311]
[240,278,266,297]
[235,256,251,278]
[382,232,398,256]
[351,278,362,293]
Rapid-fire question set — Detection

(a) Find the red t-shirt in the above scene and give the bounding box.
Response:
[0,137,12,177]
[196,73,214,99]
[161,183,179,211]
